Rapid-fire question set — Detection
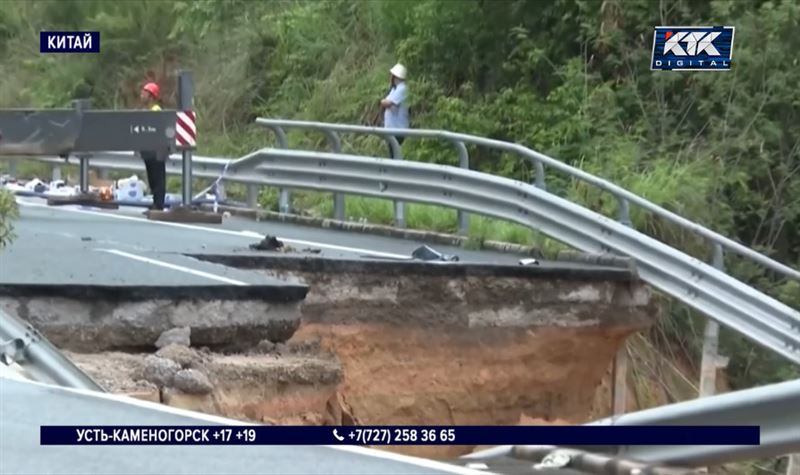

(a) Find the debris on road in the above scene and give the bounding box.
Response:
[519,258,540,266]
[1,173,225,211]
[249,235,322,254]
[411,245,459,262]
[155,327,191,349]
[250,235,284,251]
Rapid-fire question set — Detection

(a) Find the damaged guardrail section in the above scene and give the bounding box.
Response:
[0,308,103,391]
[28,147,800,365]
[465,378,800,469]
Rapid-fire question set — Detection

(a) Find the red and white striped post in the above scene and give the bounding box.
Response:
[176,110,196,148]
[176,70,196,207]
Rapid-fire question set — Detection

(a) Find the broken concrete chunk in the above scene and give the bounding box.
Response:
[156,344,200,367]
[155,326,191,349]
[142,355,181,387]
[173,369,213,395]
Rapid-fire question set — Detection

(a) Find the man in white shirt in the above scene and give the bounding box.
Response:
[380,63,409,157]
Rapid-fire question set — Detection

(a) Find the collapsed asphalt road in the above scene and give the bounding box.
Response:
[2,197,600,285]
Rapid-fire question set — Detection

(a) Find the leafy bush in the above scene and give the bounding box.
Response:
[0,190,18,249]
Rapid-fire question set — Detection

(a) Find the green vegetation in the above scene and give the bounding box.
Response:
[0,0,798,389]
[0,189,17,248]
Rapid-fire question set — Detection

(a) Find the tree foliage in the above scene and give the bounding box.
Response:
[0,0,798,387]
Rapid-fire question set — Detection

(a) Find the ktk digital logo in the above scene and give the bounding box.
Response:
[651,26,735,71]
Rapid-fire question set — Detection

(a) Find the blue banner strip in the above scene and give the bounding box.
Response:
[40,31,100,53]
[40,425,761,446]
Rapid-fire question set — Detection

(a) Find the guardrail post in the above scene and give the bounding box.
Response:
[265,126,291,214]
[385,136,405,228]
[452,141,470,236]
[325,131,345,221]
[246,185,258,209]
[617,197,632,227]
[534,160,546,190]
[72,99,92,193]
[177,70,194,207]
[700,243,725,398]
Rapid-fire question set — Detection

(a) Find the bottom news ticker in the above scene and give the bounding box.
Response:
[39,425,761,446]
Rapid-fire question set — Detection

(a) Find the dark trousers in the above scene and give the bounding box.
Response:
[387,136,405,158]
[143,157,166,210]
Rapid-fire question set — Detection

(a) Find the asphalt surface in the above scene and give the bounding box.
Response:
[1,197,602,286]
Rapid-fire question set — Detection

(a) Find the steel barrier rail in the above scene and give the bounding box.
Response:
[0,309,104,392]
[33,149,800,363]
[465,377,800,468]
[253,118,800,283]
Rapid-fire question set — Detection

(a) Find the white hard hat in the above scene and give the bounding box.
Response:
[390,63,407,80]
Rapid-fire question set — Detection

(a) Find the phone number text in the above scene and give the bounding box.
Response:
[349,428,456,445]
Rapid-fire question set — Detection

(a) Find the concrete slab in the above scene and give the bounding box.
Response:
[0,284,308,352]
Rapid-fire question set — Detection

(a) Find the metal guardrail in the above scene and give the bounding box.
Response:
[252,119,800,283]
[465,377,800,468]
[0,309,104,392]
[30,147,800,364]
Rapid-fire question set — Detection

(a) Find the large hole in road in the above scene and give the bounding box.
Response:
[0,256,658,458]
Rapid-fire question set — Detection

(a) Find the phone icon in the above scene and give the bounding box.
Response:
[332,429,344,442]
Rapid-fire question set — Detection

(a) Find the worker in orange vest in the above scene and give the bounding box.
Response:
[139,81,166,211]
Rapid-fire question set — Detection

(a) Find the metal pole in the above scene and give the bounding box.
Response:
[386,136,405,228]
[72,99,92,193]
[452,141,470,236]
[264,126,291,214]
[177,70,194,207]
[533,159,546,190]
[617,198,632,227]
[325,130,345,221]
[246,185,258,209]
[699,243,724,398]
